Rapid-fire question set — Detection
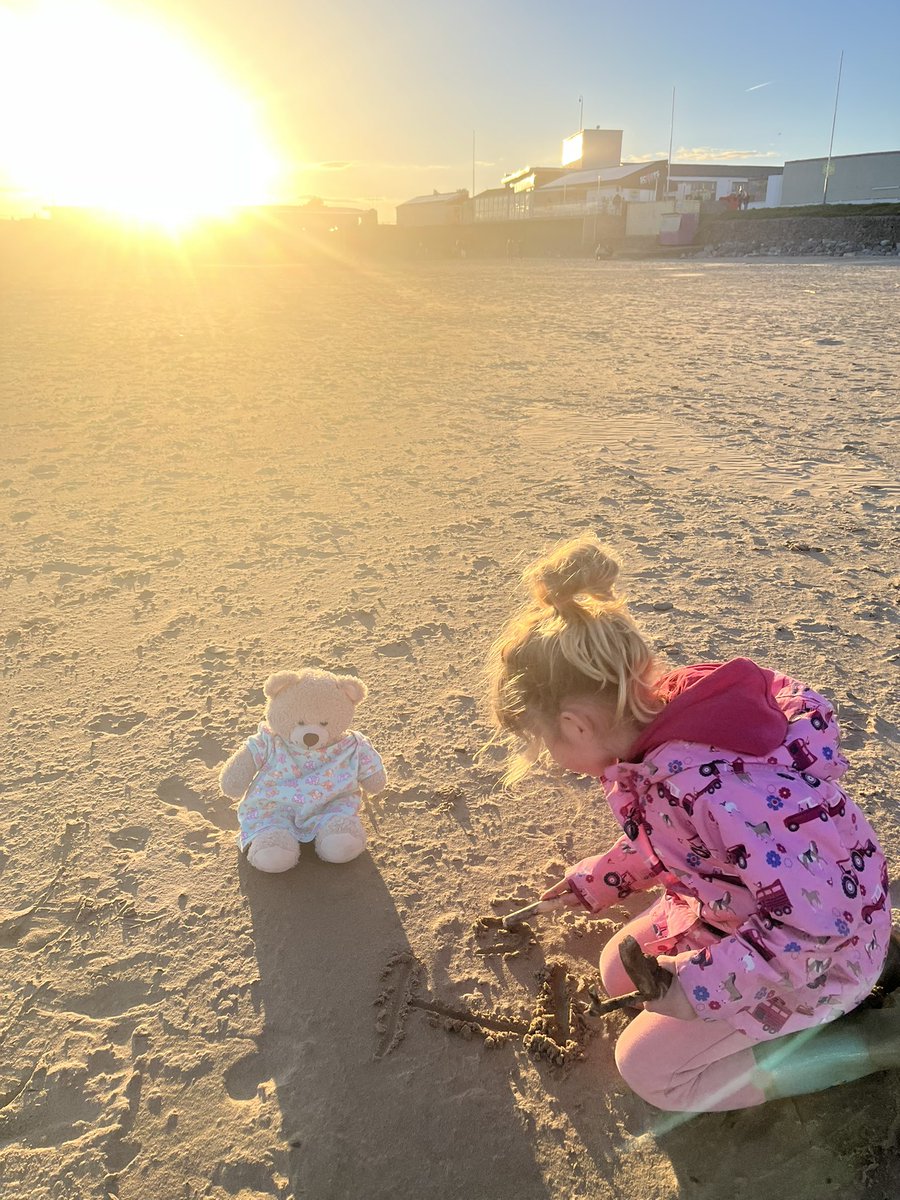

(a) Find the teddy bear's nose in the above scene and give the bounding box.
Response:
[303,732,319,747]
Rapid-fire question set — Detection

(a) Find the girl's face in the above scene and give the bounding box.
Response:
[539,698,641,777]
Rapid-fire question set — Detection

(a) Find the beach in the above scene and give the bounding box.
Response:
[1,251,898,1200]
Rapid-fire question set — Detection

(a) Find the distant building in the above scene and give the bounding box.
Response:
[781,150,900,206]
[471,187,513,223]
[498,167,568,219]
[667,163,783,207]
[535,162,668,216]
[257,202,377,231]
[561,129,624,171]
[396,189,469,227]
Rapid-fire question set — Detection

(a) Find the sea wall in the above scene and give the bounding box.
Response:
[697,213,900,257]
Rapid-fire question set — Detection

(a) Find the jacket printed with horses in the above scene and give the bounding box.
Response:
[565,660,890,1041]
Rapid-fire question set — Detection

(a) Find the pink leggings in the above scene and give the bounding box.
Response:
[599,906,767,1112]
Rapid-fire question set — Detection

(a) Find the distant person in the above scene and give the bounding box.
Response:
[594,243,612,260]
[486,534,897,1113]
[611,193,623,215]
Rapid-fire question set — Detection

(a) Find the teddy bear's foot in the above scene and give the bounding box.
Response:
[247,829,300,873]
[315,815,367,864]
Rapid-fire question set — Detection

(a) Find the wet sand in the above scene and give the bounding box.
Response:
[1,252,898,1199]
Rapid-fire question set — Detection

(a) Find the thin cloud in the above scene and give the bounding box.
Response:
[297,160,353,171]
[672,146,781,161]
[746,81,774,92]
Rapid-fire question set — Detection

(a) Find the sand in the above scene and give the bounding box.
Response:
[1,249,898,1200]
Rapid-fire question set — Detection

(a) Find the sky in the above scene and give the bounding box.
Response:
[1,0,899,222]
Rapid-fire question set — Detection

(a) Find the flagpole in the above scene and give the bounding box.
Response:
[667,86,676,195]
[823,51,843,204]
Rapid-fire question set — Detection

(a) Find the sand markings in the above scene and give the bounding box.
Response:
[375,949,587,1067]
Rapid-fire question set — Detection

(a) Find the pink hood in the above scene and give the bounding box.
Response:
[628,658,789,761]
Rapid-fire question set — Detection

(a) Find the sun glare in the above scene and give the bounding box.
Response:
[0,0,284,230]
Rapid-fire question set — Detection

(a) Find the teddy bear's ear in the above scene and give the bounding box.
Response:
[335,675,367,705]
[264,671,301,698]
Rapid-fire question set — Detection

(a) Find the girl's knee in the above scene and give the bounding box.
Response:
[614,1023,669,1108]
[599,932,640,997]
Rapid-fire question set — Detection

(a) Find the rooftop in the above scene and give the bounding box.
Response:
[538,162,667,190]
[669,163,783,178]
[397,189,469,207]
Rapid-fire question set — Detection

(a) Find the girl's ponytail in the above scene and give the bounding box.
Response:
[486,534,662,783]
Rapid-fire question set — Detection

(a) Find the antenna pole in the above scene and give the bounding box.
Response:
[823,51,844,204]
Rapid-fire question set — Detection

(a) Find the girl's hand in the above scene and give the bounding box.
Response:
[642,957,698,1021]
[539,880,583,907]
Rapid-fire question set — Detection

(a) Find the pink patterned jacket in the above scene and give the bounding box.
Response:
[565,660,891,1041]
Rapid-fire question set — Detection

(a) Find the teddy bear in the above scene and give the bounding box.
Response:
[219,668,386,873]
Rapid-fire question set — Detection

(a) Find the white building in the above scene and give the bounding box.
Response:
[396,189,469,227]
[666,163,783,207]
[781,151,900,206]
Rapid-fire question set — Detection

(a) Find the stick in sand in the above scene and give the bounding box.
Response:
[501,892,573,928]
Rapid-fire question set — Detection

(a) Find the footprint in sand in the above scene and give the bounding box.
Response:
[108,825,151,852]
[156,776,235,832]
[375,639,414,659]
[186,731,229,768]
[87,711,146,736]
[223,1048,271,1102]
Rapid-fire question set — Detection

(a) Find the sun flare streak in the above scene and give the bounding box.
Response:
[0,0,285,229]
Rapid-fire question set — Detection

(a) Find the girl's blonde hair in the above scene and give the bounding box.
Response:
[486,535,662,783]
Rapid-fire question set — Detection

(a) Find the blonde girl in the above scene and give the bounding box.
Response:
[487,534,896,1112]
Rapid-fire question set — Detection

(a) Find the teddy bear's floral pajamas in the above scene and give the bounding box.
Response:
[236,725,384,849]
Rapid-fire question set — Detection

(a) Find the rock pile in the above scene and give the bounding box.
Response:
[698,237,898,258]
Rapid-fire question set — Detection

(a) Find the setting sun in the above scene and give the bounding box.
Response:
[0,0,284,229]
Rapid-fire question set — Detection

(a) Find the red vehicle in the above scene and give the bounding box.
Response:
[620,803,643,841]
[743,995,791,1035]
[656,781,680,807]
[788,738,818,771]
[850,840,878,873]
[699,762,722,779]
[783,803,829,833]
[680,772,724,817]
[862,891,887,925]
[726,843,748,869]
[743,927,776,962]
[688,837,711,860]
[756,881,793,919]
[603,869,637,899]
[836,857,865,900]
[827,797,846,819]
[810,711,828,731]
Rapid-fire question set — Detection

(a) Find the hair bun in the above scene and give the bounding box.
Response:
[524,535,620,609]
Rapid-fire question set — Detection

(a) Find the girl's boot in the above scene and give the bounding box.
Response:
[752,1003,900,1100]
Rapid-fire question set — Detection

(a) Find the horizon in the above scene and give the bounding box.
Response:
[1,0,899,226]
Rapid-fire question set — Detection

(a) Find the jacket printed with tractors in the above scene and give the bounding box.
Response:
[565,661,891,1041]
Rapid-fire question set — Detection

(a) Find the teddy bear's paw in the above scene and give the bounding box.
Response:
[247,829,301,873]
[315,815,367,864]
